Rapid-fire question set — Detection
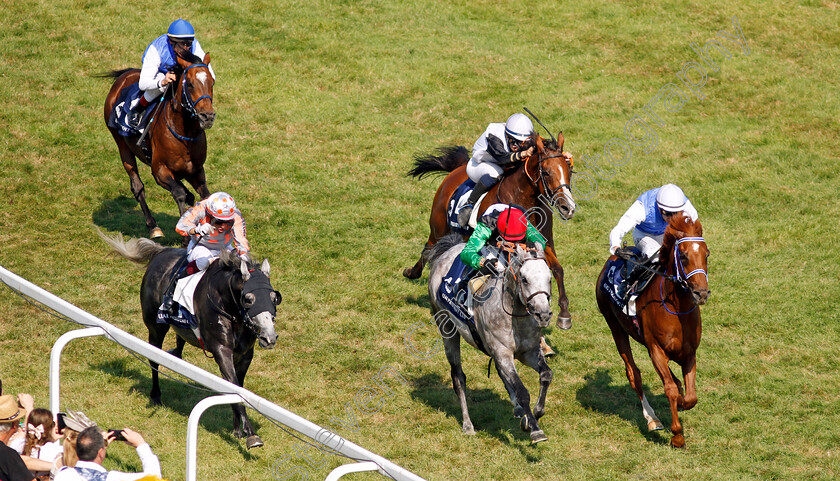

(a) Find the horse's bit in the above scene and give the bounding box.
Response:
[660,236,707,315]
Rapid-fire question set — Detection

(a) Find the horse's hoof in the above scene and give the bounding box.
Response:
[246,435,264,449]
[670,434,686,449]
[462,422,476,435]
[402,267,419,279]
[648,419,664,432]
[530,430,548,444]
[556,317,572,330]
[150,227,164,239]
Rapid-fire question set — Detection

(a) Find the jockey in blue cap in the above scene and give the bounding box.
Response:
[125,19,216,128]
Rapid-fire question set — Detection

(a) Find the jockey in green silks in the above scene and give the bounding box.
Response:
[461,204,546,274]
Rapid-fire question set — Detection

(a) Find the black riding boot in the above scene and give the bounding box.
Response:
[161,264,189,314]
[618,261,647,300]
[457,181,493,227]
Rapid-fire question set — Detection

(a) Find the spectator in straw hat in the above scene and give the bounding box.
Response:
[0,394,36,481]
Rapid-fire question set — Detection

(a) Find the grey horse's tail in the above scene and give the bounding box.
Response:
[423,233,464,269]
[95,226,167,265]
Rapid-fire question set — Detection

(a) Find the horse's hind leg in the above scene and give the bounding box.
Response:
[114,135,162,238]
[437,315,474,435]
[403,241,432,279]
[167,335,186,359]
[147,324,170,405]
[607,319,663,431]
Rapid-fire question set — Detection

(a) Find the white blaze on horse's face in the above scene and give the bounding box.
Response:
[515,245,553,328]
[254,311,278,349]
[195,71,208,85]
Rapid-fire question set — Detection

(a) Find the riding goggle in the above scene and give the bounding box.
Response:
[210,217,234,227]
[173,39,193,48]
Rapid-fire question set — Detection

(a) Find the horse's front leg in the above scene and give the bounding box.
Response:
[152,165,191,216]
[233,347,263,449]
[648,344,686,448]
[679,356,698,411]
[543,246,571,330]
[519,349,552,420]
[494,353,546,444]
[209,345,246,437]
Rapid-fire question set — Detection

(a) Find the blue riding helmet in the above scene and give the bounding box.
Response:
[167,19,195,39]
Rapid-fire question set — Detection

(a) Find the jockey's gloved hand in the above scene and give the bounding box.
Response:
[484,258,503,275]
[615,247,634,260]
[195,223,215,236]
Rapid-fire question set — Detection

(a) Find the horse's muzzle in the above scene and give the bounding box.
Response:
[198,112,216,130]
[258,333,278,349]
[534,310,552,328]
[692,288,710,306]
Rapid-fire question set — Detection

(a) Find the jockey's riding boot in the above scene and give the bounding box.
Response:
[125,103,143,129]
[618,261,646,300]
[161,264,188,314]
[457,181,492,227]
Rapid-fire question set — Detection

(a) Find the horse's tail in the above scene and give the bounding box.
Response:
[407,146,469,179]
[94,69,135,79]
[423,233,464,269]
[95,227,167,265]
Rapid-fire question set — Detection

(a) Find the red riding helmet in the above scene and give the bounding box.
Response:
[497,207,528,241]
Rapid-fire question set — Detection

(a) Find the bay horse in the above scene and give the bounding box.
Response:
[426,234,553,443]
[403,135,576,328]
[595,214,709,448]
[103,50,215,239]
[97,230,281,449]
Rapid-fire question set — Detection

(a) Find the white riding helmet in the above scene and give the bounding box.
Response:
[504,113,534,141]
[656,184,688,212]
[207,192,236,221]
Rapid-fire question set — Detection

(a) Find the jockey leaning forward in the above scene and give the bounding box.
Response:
[460,204,558,356]
[160,192,249,313]
[609,183,699,298]
[125,18,215,129]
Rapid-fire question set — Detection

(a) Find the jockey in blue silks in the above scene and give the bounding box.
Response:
[125,19,216,128]
[609,183,699,297]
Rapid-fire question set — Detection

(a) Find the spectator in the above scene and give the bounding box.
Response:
[14,408,63,479]
[53,426,161,481]
[0,394,35,481]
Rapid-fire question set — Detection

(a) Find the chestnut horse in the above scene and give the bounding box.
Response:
[404,135,576,327]
[103,50,215,239]
[595,214,710,448]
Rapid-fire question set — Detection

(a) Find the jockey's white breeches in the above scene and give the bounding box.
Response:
[187,245,221,271]
[466,155,504,186]
[633,229,664,260]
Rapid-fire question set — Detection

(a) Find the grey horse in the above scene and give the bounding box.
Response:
[425,233,554,443]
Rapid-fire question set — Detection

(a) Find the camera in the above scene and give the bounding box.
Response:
[56,412,67,434]
[108,429,126,442]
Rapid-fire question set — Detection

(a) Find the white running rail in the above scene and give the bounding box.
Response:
[1,265,426,481]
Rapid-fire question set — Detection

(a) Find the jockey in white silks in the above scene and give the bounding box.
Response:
[609,184,699,296]
[125,18,216,128]
[456,113,536,227]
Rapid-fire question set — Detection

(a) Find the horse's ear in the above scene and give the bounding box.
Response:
[557,131,565,151]
[203,53,211,65]
[240,259,250,281]
[261,259,270,277]
[515,243,527,259]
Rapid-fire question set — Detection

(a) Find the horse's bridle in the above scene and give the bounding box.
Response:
[499,245,551,319]
[525,152,573,208]
[208,270,273,337]
[165,63,213,142]
[659,236,708,316]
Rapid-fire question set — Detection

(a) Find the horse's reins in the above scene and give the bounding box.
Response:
[165,63,213,143]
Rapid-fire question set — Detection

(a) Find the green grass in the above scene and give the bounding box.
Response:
[2,0,840,480]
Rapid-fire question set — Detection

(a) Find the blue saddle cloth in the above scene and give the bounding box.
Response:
[600,258,629,311]
[446,179,476,236]
[107,84,144,137]
[436,254,488,354]
[156,305,198,330]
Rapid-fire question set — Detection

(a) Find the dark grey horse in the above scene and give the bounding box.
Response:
[425,233,554,443]
[98,230,280,449]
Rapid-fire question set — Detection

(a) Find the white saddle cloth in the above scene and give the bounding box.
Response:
[173,270,208,316]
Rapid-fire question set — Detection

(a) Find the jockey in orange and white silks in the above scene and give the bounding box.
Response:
[176,192,250,271]
[126,19,216,124]
[609,184,699,260]
[458,114,536,227]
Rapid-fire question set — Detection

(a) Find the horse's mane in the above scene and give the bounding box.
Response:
[424,233,464,267]
[216,249,248,270]
[662,214,703,256]
[177,49,205,67]
[537,134,559,152]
